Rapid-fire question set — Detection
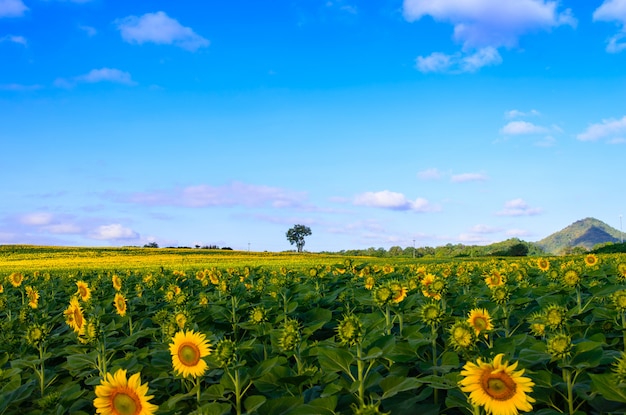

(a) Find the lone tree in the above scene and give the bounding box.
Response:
[286,224,312,253]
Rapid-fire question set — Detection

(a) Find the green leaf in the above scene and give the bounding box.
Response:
[590,373,626,403]
[380,375,425,399]
[244,395,267,412]
[257,396,303,415]
[315,347,354,376]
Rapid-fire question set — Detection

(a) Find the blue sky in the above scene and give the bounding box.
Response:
[1,0,626,252]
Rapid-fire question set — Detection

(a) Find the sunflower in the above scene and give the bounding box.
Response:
[611,289,626,312]
[617,262,626,280]
[8,272,24,287]
[76,281,91,302]
[467,308,493,336]
[449,321,476,351]
[459,353,535,415]
[389,280,408,304]
[546,333,572,360]
[94,368,158,415]
[364,276,375,290]
[584,254,599,267]
[484,270,506,288]
[0,283,3,293]
[612,352,626,384]
[421,273,443,300]
[248,306,267,324]
[112,274,122,291]
[561,269,581,288]
[336,314,363,347]
[64,297,86,334]
[25,285,40,309]
[544,304,567,330]
[114,293,127,317]
[214,338,237,367]
[419,302,443,326]
[536,258,550,272]
[169,330,211,378]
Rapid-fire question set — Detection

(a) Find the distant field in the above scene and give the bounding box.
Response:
[0,244,424,272]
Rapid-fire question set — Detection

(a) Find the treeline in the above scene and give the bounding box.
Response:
[324,238,544,258]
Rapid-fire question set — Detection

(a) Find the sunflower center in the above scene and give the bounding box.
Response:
[482,372,516,401]
[112,391,140,415]
[179,343,201,366]
[473,317,488,331]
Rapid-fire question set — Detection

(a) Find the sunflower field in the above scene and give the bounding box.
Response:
[2,249,626,415]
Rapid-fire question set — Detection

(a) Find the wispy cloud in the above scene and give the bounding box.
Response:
[0,0,28,18]
[577,115,626,142]
[505,109,540,119]
[353,190,439,212]
[451,172,488,183]
[0,34,26,45]
[19,212,54,226]
[593,0,626,53]
[470,224,501,234]
[500,120,549,135]
[79,25,97,36]
[89,224,139,240]
[55,68,136,88]
[404,0,575,72]
[116,11,209,51]
[126,182,307,209]
[416,47,502,73]
[496,198,542,216]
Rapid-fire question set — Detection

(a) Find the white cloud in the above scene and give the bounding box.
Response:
[594,0,626,52]
[506,228,531,237]
[353,190,439,212]
[116,11,209,51]
[577,115,626,141]
[0,0,28,18]
[470,224,501,234]
[0,34,26,45]
[44,223,82,234]
[128,182,307,209]
[55,68,136,88]
[19,212,54,226]
[90,224,139,240]
[417,168,442,180]
[496,198,542,216]
[78,68,136,85]
[416,47,502,73]
[505,109,540,119]
[451,172,488,183]
[500,120,548,135]
[403,0,575,49]
[79,25,97,36]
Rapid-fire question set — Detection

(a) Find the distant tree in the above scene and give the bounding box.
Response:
[286,224,312,252]
[143,242,159,248]
[388,246,404,257]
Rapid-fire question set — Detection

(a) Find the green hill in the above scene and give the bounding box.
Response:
[536,217,623,254]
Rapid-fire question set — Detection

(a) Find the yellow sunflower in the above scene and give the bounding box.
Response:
[94,368,158,415]
[536,258,550,272]
[484,270,505,288]
[114,293,127,317]
[64,297,86,334]
[76,281,91,302]
[25,285,40,309]
[467,308,493,336]
[8,272,24,287]
[169,330,211,378]
[459,353,535,415]
[112,274,122,291]
[584,254,599,267]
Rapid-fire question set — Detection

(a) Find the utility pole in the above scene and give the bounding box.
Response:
[248,242,250,252]
[413,239,416,258]
[620,215,623,244]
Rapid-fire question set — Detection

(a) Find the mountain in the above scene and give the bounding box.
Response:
[536,217,624,254]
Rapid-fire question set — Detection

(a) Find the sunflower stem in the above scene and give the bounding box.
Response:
[38,343,45,397]
[472,404,482,415]
[562,367,575,415]
[576,286,582,314]
[356,342,365,405]
[622,312,626,353]
[384,305,392,335]
[431,324,439,405]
